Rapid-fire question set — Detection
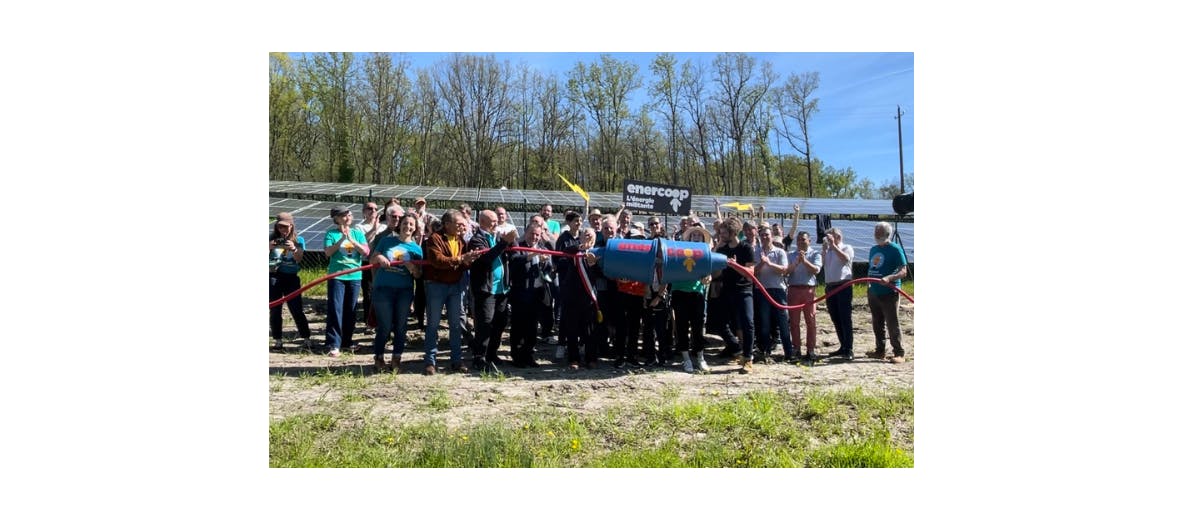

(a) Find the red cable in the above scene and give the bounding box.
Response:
[725,262,914,309]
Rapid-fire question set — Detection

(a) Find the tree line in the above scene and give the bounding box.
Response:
[269,52,913,199]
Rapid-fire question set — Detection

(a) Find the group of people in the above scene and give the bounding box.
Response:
[269,198,910,376]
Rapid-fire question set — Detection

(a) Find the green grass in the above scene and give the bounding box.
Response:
[297,266,330,297]
[814,279,914,299]
[270,387,913,468]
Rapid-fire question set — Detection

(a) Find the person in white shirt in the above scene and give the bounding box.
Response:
[494,206,517,237]
[822,227,855,360]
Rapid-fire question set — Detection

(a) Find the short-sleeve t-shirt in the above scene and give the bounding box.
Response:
[716,240,754,293]
[325,227,368,280]
[373,235,423,289]
[787,247,822,287]
[867,242,908,296]
[757,247,789,291]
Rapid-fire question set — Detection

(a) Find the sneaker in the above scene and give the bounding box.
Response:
[681,353,695,373]
[328,348,341,358]
[889,355,906,364]
[273,338,283,350]
[423,364,437,376]
[695,352,710,373]
[739,359,754,374]
[554,345,566,361]
[866,350,887,360]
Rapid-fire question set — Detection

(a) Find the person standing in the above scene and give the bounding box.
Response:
[356,201,386,333]
[466,210,518,373]
[865,221,909,364]
[822,227,855,360]
[754,225,794,362]
[555,211,596,370]
[509,217,554,368]
[368,210,423,372]
[323,206,370,357]
[785,231,822,364]
[673,226,712,373]
[422,210,485,374]
[269,212,312,349]
[494,206,517,237]
[713,217,756,374]
[412,197,432,330]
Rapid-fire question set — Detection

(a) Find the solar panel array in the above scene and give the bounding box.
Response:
[269,181,911,219]
[270,196,913,262]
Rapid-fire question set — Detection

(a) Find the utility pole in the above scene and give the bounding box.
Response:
[896,105,905,193]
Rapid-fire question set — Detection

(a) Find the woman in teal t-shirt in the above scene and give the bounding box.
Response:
[368,211,424,372]
[323,206,370,357]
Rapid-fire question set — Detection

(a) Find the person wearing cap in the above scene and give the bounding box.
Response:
[269,212,312,350]
[323,206,370,357]
[421,209,486,375]
[356,201,386,332]
[585,208,603,231]
[412,197,431,331]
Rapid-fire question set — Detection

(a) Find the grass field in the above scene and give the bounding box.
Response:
[270,384,913,468]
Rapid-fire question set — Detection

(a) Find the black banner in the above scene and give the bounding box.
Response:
[622,179,692,215]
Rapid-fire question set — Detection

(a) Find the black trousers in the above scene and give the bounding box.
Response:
[672,290,706,354]
[470,292,509,361]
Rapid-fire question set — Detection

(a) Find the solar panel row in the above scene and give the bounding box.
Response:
[269,181,911,219]
[269,197,914,262]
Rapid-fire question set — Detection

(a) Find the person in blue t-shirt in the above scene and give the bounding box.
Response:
[368,209,424,372]
[866,221,909,364]
[269,212,312,349]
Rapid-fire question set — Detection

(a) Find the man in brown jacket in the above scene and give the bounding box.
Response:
[421,210,485,375]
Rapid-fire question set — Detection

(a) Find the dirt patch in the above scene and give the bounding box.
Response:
[269,300,914,428]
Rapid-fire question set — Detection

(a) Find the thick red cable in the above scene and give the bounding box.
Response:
[725,262,914,310]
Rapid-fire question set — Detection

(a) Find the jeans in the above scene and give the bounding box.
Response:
[787,285,818,352]
[424,281,464,366]
[372,285,415,359]
[270,272,310,340]
[868,291,904,356]
[756,287,794,357]
[826,281,854,353]
[325,278,361,350]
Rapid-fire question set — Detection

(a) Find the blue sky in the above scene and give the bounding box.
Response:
[308,51,914,191]
[407,52,912,190]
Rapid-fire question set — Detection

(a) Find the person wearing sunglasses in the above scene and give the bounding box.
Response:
[356,201,386,335]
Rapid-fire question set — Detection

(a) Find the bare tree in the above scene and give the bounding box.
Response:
[711,53,776,194]
[567,54,641,191]
[435,54,515,189]
[649,53,683,185]
[679,59,712,193]
[776,71,820,197]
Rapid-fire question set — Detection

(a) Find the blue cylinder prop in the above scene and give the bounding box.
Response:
[589,238,728,284]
